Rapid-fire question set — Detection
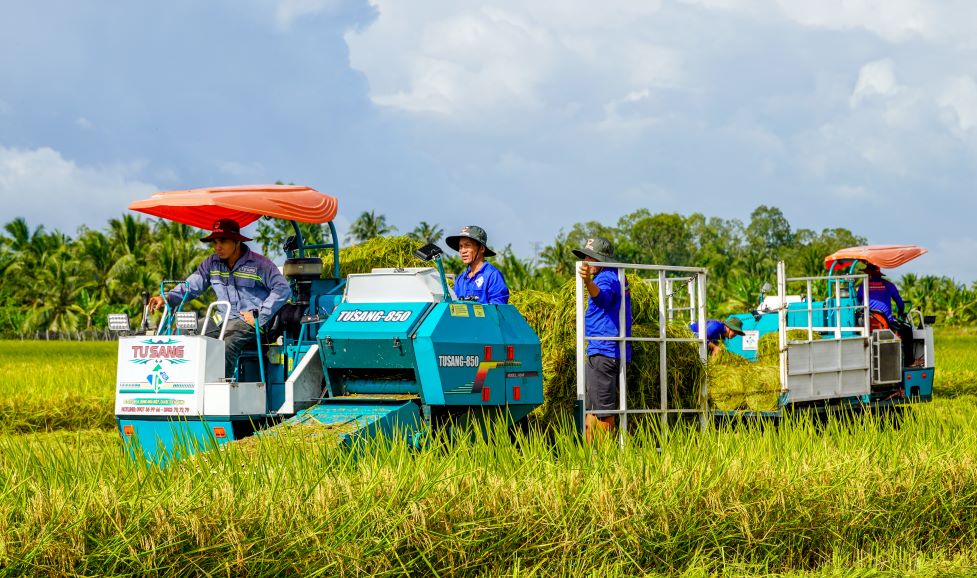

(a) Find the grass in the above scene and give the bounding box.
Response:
[2,407,977,575]
[933,327,977,397]
[0,341,116,433]
[0,332,975,575]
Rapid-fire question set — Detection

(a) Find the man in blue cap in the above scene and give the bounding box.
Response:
[688,317,745,357]
[574,236,631,443]
[148,218,291,377]
[446,225,510,305]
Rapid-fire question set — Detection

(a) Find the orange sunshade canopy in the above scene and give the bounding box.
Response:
[824,245,927,270]
[128,185,338,229]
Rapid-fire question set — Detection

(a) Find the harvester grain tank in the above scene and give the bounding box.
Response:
[111,185,543,462]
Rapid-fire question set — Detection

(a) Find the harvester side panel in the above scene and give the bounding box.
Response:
[786,337,871,402]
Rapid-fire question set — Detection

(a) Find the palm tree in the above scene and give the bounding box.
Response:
[22,250,94,335]
[408,221,444,245]
[345,211,396,244]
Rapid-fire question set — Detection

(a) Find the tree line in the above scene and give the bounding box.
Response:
[1,205,974,338]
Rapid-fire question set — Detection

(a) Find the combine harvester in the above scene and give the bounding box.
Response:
[110,185,543,463]
[720,245,935,417]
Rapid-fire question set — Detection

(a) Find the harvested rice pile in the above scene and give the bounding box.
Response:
[511,277,706,427]
[707,329,819,411]
[322,236,428,277]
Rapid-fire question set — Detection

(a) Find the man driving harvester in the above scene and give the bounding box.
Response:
[688,317,746,357]
[148,218,291,377]
[446,225,510,305]
[857,261,916,366]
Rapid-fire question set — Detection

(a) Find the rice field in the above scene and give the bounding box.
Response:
[1,331,976,576]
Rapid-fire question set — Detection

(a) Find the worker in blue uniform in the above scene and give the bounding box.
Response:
[148,218,291,377]
[688,317,745,357]
[857,262,915,365]
[446,225,509,305]
[574,237,631,443]
[856,262,905,321]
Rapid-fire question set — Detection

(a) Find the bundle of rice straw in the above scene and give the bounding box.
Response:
[512,276,706,428]
[707,328,819,412]
[322,236,427,277]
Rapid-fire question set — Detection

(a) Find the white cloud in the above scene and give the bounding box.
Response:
[345,1,680,123]
[850,59,900,108]
[0,145,157,232]
[270,0,342,31]
[938,76,977,132]
[74,117,94,129]
[775,0,935,43]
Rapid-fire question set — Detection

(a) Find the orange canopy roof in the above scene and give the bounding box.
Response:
[824,245,927,270]
[128,185,338,229]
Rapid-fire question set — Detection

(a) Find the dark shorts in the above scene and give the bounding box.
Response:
[586,354,620,418]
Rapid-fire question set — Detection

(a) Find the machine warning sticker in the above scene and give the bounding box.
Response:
[450,304,469,317]
[336,309,413,323]
[438,355,480,367]
[473,305,485,318]
[742,330,760,351]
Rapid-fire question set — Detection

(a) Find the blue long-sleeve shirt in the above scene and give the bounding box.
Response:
[689,319,727,344]
[164,244,291,327]
[856,276,904,321]
[585,268,632,361]
[453,261,509,305]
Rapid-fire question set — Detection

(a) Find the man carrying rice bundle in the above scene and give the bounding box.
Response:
[574,237,632,442]
[446,225,510,305]
[688,317,745,357]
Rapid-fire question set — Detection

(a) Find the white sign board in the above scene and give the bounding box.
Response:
[114,335,224,416]
[742,330,760,351]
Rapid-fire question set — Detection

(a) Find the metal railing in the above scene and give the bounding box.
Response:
[776,261,870,392]
[575,262,709,437]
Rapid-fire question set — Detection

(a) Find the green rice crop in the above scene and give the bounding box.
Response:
[3,404,977,575]
[0,341,116,433]
[934,327,977,398]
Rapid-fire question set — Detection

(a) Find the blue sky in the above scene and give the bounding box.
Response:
[1,0,975,282]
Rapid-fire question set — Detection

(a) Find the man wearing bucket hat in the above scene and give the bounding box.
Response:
[574,237,632,442]
[856,261,915,365]
[688,317,745,357]
[148,218,291,377]
[446,225,510,305]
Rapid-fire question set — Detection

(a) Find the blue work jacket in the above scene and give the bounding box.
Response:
[585,268,632,361]
[453,261,510,305]
[165,244,291,327]
[689,319,727,344]
[856,275,905,321]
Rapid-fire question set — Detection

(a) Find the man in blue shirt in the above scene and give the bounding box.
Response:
[857,261,915,365]
[148,219,291,377]
[856,262,905,322]
[688,317,745,357]
[446,225,509,305]
[574,237,631,443]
